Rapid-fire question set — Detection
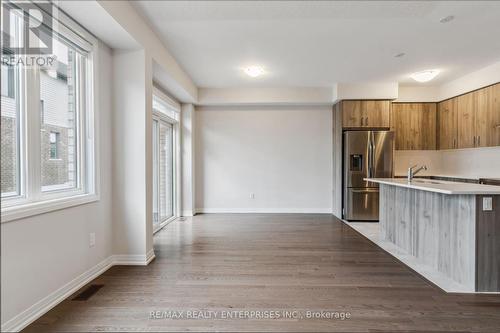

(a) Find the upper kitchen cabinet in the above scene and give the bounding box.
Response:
[476,83,500,147]
[342,101,363,127]
[493,83,500,145]
[455,83,500,148]
[392,103,436,150]
[341,100,390,128]
[438,98,458,149]
[457,91,477,148]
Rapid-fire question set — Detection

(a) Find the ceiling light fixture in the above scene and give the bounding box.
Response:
[244,66,265,78]
[440,15,455,23]
[410,70,440,83]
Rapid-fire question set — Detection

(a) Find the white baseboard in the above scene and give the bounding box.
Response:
[181,210,194,217]
[112,249,156,265]
[196,208,332,214]
[1,250,156,332]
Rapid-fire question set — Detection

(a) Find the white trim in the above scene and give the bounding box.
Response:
[1,193,99,223]
[112,249,156,266]
[0,250,156,332]
[153,215,176,234]
[153,86,181,112]
[0,256,113,333]
[195,208,333,214]
[182,210,194,217]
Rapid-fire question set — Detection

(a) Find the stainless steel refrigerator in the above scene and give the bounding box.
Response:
[343,131,394,221]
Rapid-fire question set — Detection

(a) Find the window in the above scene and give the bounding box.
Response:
[49,132,59,159]
[1,62,21,198]
[152,119,174,230]
[152,90,180,233]
[1,64,15,98]
[1,4,98,221]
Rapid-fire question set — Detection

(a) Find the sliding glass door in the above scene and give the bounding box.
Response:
[152,117,174,232]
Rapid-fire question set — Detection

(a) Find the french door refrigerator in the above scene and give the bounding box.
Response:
[343,130,394,221]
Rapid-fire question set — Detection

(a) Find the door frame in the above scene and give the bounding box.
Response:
[152,109,181,234]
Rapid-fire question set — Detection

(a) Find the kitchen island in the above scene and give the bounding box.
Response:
[365,178,500,293]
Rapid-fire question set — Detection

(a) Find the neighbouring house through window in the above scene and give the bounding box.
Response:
[49,132,60,159]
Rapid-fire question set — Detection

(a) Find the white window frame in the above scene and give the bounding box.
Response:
[1,4,99,223]
[152,87,181,233]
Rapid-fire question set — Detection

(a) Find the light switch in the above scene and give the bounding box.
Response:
[483,197,493,211]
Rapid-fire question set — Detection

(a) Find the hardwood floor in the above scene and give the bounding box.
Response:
[24,214,500,332]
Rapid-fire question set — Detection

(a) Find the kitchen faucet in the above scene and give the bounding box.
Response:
[407,164,428,182]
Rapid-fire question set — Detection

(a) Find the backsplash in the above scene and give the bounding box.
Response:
[394,150,443,176]
[394,147,500,179]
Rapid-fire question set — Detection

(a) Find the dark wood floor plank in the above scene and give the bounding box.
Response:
[23,214,500,332]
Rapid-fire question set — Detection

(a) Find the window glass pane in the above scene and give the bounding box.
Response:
[40,38,80,192]
[1,64,21,197]
[159,122,174,220]
[152,120,159,226]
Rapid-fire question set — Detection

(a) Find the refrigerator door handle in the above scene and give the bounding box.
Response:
[368,133,374,178]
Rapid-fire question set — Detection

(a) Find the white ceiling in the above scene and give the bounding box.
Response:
[132,1,500,88]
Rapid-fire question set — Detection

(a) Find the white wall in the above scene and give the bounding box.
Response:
[112,49,153,256]
[1,41,114,326]
[394,147,500,179]
[181,104,196,216]
[98,0,197,103]
[195,105,332,213]
[198,87,335,106]
[397,61,500,102]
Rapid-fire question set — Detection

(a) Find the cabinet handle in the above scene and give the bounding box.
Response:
[453,138,456,148]
[478,136,480,146]
[365,117,368,126]
[473,136,476,147]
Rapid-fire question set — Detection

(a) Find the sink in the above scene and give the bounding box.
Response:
[412,179,443,185]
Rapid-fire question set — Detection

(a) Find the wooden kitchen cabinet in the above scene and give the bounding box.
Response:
[362,100,391,127]
[493,83,500,146]
[341,101,363,127]
[455,83,500,148]
[391,103,436,150]
[342,100,390,128]
[457,92,477,148]
[438,98,458,149]
[476,83,500,147]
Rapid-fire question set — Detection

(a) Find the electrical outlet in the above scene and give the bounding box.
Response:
[483,197,493,211]
[89,233,96,247]
[250,193,255,199]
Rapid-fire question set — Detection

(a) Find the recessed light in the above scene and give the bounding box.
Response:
[410,70,440,83]
[394,52,406,58]
[440,15,455,23]
[244,66,265,78]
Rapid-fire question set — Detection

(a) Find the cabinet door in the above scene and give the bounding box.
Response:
[415,103,437,150]
[362,100,390,127]
[438,99,458,149]
[476,83,500,147]
[493,83,500,146]
[457,92,477,148]
[392,103,411,150]
[476,86,493,147]
[342,101,363,127]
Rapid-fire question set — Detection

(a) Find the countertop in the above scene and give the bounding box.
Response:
[365,178,500,195]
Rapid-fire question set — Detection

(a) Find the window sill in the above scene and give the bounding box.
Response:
[1,193,99,223]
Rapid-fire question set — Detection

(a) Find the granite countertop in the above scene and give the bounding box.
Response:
[365,178,500,195]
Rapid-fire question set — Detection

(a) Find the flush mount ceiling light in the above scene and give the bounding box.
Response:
[410,70,440,83]
[244,66,265,78]
[440,15,455,23]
